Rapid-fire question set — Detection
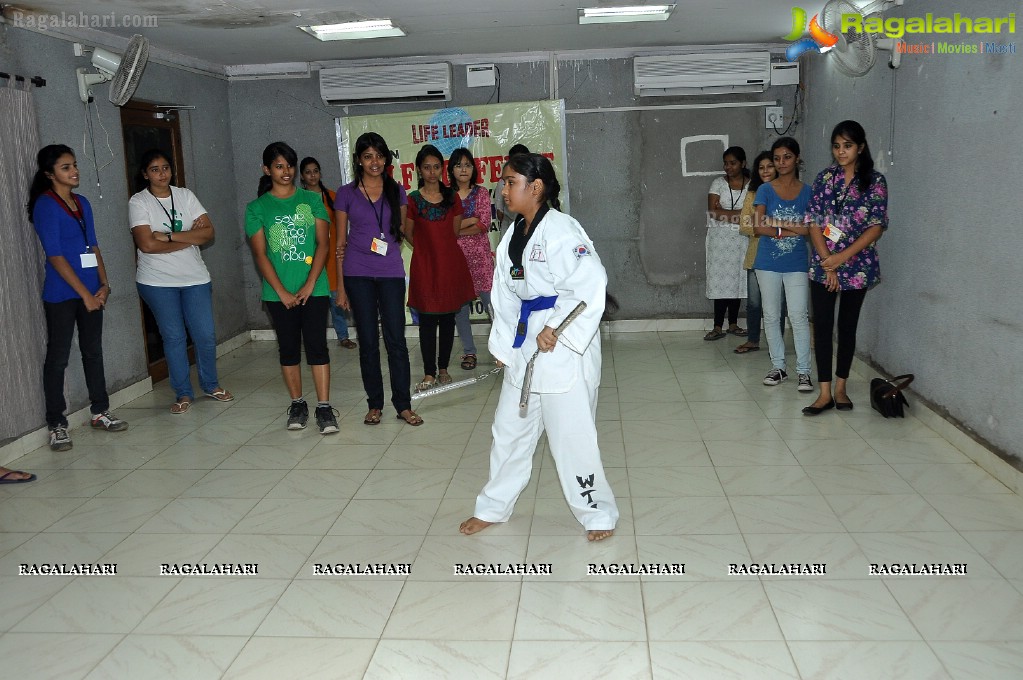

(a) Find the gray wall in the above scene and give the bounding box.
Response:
[801,0,1023,457]
[1,27,245,438]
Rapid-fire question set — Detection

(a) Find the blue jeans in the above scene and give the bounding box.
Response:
[754,270,811,375]
[137,282,219,400]
[745,269,786,345]
[330,290,350,341]
[344,276,412,413]
[454,291,492,355]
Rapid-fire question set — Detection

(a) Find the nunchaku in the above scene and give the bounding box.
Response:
[519,301,587,409]
[411,366,504,401]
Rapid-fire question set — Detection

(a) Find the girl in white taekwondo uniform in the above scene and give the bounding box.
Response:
[459,153,618,541]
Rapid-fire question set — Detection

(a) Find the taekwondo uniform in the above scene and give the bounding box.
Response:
[474,204,619,531]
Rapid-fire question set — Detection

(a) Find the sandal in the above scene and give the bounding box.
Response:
[460,354,477,370]
[339,338,357,349]
[733,342,760,354]
[170,398,192,414]
[396,409,424,426]
[363,408,382,425]
[437,372,453,385]
[415,377,436,392]
[727,326,748,337]
[204,387,234,402]
[703,329,727,341]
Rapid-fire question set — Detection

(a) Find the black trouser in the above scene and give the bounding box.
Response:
[43,299,110,427]
[418,312,456,376]
[713,298,740,328]
[809,280,868,383]
[265,296,330,366]
[344,276,412,413]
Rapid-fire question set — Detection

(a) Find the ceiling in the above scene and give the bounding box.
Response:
[1,1,834,72]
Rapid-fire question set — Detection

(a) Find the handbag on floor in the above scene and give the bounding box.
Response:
[869,374,914,418]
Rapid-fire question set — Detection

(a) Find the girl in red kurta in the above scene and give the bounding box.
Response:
[403,144,476,390]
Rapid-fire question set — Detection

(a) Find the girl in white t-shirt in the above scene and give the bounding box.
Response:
[128,149,232,413]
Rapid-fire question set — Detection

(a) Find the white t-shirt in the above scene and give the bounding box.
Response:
[129,187,211,286]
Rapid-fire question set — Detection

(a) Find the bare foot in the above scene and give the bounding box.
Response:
[459,517,494,535]
[587,529,614,542]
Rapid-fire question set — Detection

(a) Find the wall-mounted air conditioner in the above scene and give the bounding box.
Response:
[320,62,451,105]
[634,52,771,96]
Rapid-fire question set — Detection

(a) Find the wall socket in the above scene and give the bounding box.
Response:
[765,106,784,130]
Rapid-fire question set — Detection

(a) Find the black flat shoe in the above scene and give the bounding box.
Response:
[802,399,836,416]
[835,400,854,411]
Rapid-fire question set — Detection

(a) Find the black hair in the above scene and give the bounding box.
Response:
[508,143,530,157]
[770,137,802,179]
[300,156,332,207]
[137,148,173,193]
[748,151,776,193]
[505,153,561,211]
[723,145,751,179]
[352,132,403,239]
[447,147,479,188]
[831,120,875,193]
[27,144,75,222]
[415,144,453,208]
[257,141,298,197]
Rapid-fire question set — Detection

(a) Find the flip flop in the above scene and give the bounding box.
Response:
[460,354,477,370]
[204,388,234,402]
[728,327,748,337]
[704,330,727,341]
[415,378,436,393]
[170,399,192,414]
[363,409,382,425]
[339,339,357,349]
[437,373,453,385]
[734,343,760,354]
[0,470,37,484]
[396,410,424,426]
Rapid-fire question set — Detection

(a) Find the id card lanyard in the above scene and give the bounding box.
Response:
[149,187,182,232]
[824,177,854,244]
[361,182,389,256]
[50,190,91,253]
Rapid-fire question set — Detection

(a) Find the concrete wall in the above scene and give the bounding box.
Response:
[800,0,1023,457]
[1,27,245,437]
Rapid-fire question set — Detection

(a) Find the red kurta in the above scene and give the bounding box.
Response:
[406,191,476,314]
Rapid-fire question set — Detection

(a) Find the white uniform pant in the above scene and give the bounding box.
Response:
[474,371,619,531]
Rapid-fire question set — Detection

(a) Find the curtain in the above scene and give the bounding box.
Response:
[0,81,45,443]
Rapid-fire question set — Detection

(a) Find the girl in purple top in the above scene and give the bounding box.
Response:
[335,132,421,426]
[803,120,889,415]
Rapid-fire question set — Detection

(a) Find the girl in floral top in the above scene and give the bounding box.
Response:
[802,120,889,415]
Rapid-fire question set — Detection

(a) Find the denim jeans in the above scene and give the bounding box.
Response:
[454,291,492,355]
[43,299,110,427]
[754,270,811,375]
[745,269,786,345]
[344,276,412,413]
[330,290,351,341]
[137,282,220,399]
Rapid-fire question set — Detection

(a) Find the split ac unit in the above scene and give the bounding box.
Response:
[320,62,451,105]
[634,52,771,96]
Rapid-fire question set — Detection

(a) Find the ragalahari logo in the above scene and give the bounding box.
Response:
[784,6,839,61]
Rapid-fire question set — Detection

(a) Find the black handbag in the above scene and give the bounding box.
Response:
[870,374,914,418]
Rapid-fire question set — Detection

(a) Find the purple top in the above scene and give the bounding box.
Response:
[334,181,408,278]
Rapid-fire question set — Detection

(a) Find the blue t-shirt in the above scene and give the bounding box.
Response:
[752,182,812,273]
[33,192,101,303]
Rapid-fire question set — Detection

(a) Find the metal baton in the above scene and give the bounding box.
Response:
[519,301,588,409]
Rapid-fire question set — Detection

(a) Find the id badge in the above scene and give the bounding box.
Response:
[80,252,98,268]
[370,238,388,256]
[823,222,844,243]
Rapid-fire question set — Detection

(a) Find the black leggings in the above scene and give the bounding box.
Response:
[713,298,740,328]
[809,281,868,383]
[265,296,330,366]
[418,312,456,376]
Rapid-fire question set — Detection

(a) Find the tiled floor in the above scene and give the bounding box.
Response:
[2,330,1022,680]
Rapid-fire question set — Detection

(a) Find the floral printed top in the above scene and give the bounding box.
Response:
[806,164,888,290]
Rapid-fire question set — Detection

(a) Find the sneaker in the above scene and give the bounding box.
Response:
[49,426,73,451]
[763,369,788,386]
[90,411,128,431]
[315,405,340,435]
[797,374,814,392]
[287,401,309,430]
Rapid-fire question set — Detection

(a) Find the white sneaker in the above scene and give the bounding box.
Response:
[49,426,73,451]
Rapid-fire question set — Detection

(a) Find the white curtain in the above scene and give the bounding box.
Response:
[0,81,45,443]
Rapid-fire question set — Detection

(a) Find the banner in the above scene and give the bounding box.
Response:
[335,100,568,323]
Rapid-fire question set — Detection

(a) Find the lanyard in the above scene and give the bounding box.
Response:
[360,182,386,239]
[726,179,746,210]
[49,190,90,251]
[148,187,180,232]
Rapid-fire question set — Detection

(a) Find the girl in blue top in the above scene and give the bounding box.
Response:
[753,137,814,392]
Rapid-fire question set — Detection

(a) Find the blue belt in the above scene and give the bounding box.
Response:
[513,295,558,348]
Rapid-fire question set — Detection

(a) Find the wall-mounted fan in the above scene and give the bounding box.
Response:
[76,34,150,105]
[821,0,905,76]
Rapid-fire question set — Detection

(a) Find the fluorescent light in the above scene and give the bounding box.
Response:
[299,19,405,41]
[578,5,675,24]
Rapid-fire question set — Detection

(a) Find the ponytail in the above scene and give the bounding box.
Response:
[506,153,561,210]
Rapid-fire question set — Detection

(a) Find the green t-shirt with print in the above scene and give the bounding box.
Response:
[244,188,330,302]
